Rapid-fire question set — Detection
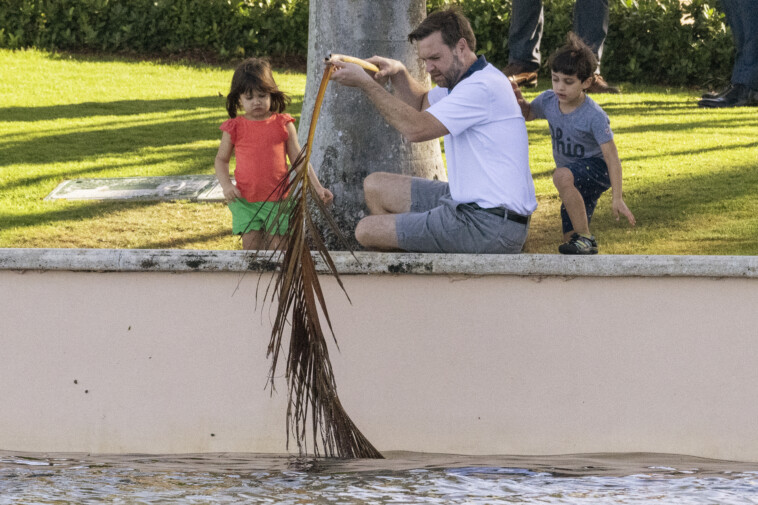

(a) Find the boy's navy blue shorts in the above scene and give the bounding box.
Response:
[560,157,611,234]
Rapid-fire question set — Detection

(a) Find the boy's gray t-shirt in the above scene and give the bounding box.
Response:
[530,90,614,168]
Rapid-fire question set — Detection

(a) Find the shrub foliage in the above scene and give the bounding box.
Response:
[0,0,733,85]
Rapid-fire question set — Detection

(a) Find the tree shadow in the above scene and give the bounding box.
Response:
[1,93,306,185]
[621,140,758,163]
[0,96,223,122]
[599,161,757,235]
[613,114,758,135]
[0,200,159,230]
[1,114,221,173]
[0,150,211,193]
[140,229,233,249]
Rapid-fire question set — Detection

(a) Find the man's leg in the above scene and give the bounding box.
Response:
[508,0,543,70]
[575,0,620,93]
[355,172,412,250]
[363,172,412,215]
[724,0,758,90]
[355,215,399,251]
[698,0,758,107]
[574,0,609,67]
[504,0,542,87]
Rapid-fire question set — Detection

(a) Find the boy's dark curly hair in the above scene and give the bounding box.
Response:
[549,32,597,82]
[226,58,290,118]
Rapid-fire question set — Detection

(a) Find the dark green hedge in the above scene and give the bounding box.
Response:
[0,0,308,59]
[0,0,733,86]
[427,0,733,86]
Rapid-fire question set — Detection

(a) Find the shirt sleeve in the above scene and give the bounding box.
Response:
[427,86,446,107]
[280,113,295,125]
[279,113,295,139]
[590,111,614,145]
[426,79,491,136]
[530,91,548,120]
[220,118,237,143]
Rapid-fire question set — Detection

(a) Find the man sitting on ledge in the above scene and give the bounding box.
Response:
[331,7,537,254]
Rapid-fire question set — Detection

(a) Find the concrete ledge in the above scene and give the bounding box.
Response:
[0,248,756,278]
[2,247,757,458]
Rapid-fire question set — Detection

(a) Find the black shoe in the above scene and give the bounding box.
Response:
[701,83,734,100]
[558,233,598,255]
[698,84,758,108]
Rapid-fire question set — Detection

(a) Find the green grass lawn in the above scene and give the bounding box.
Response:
[1,49,756,254]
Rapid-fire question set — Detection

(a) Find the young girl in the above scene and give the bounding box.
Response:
[215,58,333,250]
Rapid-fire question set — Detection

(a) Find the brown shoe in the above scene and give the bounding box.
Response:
[502,63,538,88]
[586,74,620,94]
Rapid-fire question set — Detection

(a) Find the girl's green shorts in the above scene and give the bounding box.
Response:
[228,199,290,235]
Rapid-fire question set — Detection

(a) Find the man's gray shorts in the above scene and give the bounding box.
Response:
[395,178,530,254]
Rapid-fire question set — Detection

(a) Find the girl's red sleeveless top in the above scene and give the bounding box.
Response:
[220,113,294,202]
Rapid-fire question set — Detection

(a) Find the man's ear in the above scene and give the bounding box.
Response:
[582,76,594,90]
[455,37,468,53]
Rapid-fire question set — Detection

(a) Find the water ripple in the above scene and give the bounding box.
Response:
[2,452,758,504]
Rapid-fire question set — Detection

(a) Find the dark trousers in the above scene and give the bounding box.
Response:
[508,0,609,72]
[721,0,758,88]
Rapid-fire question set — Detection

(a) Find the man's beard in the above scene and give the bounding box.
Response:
[436,53,464,89]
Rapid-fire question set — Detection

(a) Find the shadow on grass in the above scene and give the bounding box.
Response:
[0,95,305,180]
[614,114,758,135]
[1,199,228,245]
[0,96,224,122]
[0,150,211,193]
[602,161,757,233]
[44,50,238,70]
[528,160,758,255]
[140,229,234,249]
[1,200,158,230]
[622,140,758,163]
[43,49,306,73]
[0,95,303,123]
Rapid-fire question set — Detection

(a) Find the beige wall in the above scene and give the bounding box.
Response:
[1,249,757,460]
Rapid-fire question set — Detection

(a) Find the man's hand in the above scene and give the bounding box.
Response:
[365,55,404,85]
[330,60,375,88]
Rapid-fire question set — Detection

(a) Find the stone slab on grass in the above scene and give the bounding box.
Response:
[45,175,226,202]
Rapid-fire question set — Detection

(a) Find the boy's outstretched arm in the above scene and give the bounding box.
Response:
[510,79,535,121]
[600,140,636,226]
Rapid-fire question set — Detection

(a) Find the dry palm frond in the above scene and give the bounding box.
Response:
[250,59,382,459]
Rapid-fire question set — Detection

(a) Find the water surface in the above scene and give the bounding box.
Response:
[2,451,758,504]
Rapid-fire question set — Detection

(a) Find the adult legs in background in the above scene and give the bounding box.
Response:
[504,0,618,92]
[574,0,619,93]
[699,0,758,107]
[574,0,609,71]
[507,0,543,72]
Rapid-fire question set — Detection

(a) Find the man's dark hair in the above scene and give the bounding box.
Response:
[549,32,597,82]
[408,7,476,52]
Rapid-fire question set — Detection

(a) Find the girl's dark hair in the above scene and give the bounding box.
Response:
[226,58,290,118]
[549,32,597,82]
[408,7,476,52]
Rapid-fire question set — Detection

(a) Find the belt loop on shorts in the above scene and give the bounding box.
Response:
[468,203,530,225]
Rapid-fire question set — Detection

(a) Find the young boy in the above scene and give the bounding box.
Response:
[513,33,635,254]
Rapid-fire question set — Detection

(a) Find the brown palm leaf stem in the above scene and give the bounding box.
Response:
[255,59,382,458]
